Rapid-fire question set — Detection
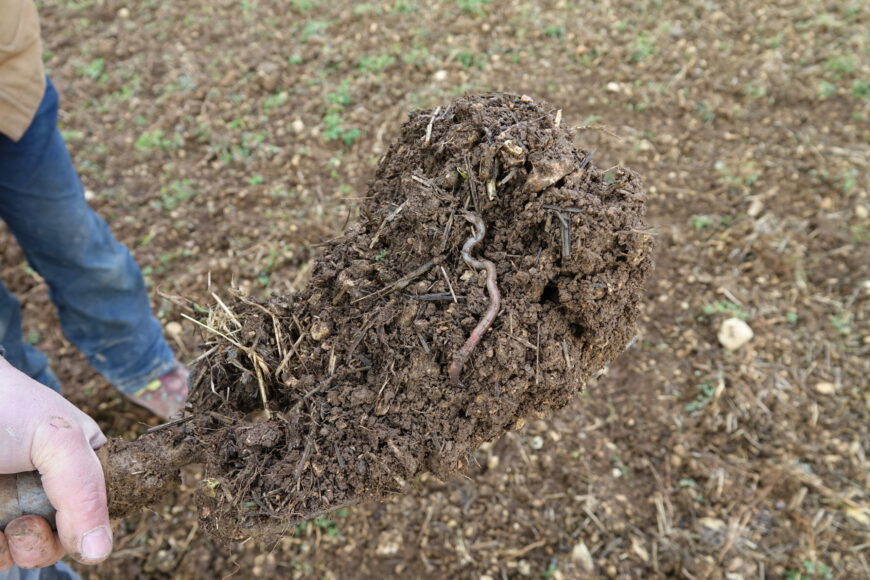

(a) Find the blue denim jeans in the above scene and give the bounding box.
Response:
[0,78,175,396]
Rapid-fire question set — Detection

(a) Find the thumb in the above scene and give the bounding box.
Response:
[30,416,112,564]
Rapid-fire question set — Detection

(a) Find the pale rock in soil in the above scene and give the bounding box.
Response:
[814,381,837,395]
[606,81,621,93]
[433,70,448,82]
[747,197,764,217]
[374,529,403,557]
[718,317,753,350]
[165,321,183,338]
[571,542,594,572]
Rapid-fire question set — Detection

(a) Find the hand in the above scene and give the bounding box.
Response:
[0,357,112,570]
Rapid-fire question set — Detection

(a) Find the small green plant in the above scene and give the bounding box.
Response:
[353,3,382,15]
[851,79,870,100]
[544,25,565,39]
[456,0,492,16]
[702,300,749,321]
[76,57,105,81]
[629,34,655,63]
[326,80,353,108]
[392,0,418,13]
[785,560,833,580]
[134,129,182,152]
[357,54,396,73]
[323,112,361,146]
[455,49,486,69]
[374,249,388,261]
[156,179,196,211]
[786,312,799,325]
[263,91,288,111]
[291,0,314,11]
[301,20,329,41]
[817,80,837,98]
[684,380,717,414]
[247,175,265,186]
[689,214,714,230]
[823,55,857,76]
[540,561,559,580]
[829,312,852,336]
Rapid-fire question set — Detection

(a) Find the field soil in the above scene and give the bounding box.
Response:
[1,0,866,578]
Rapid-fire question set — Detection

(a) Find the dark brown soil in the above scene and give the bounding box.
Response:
[112,93,651,540]
[14,1,864,577]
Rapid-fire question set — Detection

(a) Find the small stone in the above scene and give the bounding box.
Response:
[606,81,621,93]
[118,7,130,19]
[529,435,544,450]
[165,321,183,337]
[375,529,403,556]
[309,320,331,341]
[256,62,280,92]
[433,70,448,82]
[291,119,305,134]
[84,189,96,201]
[856,205,868,219]
[517,560,531,576]
[747,197,764,217]
[815,381,837,395]
[718,317,753,351]
[698,517,726,531]
[487,454,500,470]
[571,542,594,572]
[612,467,622,478]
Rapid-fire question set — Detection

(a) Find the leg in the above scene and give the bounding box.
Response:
[0,560,82,580]
[0,78,174,396]
[0,280,61,392]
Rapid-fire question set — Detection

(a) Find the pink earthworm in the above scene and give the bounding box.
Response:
[448,212,501,387]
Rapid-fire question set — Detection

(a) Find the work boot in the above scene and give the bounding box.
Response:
[129,364,189,420]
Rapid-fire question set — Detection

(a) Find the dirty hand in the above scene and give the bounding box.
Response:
[0,357,111,570]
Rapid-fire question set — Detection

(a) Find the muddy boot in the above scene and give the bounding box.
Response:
[128,364,189,420]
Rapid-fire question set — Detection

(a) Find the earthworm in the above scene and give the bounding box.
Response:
[448,212,501,387]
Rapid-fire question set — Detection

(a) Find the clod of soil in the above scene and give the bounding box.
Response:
[108,93,653,540]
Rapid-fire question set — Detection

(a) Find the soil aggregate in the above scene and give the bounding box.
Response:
[117,93,652,540]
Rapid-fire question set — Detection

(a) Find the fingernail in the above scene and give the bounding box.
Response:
[81,526,112,560]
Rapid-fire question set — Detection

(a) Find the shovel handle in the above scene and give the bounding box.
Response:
[0,472,55,531]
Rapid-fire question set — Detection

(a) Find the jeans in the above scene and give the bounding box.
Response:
[0,78,175,395]
[0,79,176,580]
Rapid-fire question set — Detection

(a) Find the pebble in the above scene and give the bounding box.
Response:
[606,81,621,93]
[433,70,448,82]
[84,189,96,201]
[291,119,305,134]
[571,542,594,572]
[165,321,183,337]
[747,197,764,217]
[814,381,837,395]
[529,435,544,450]
[717,317,753,351]
[856,205,868,219]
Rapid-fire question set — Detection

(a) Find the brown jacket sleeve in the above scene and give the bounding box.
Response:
[0,0,46,141]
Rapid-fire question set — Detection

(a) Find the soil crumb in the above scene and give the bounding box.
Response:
[159,93,652,539]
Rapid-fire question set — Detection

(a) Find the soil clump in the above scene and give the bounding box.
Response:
[108,93,652,540]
